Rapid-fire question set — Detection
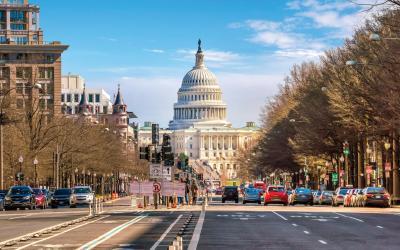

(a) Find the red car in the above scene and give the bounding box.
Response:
[264,186,288,206]
[33,188,47,209]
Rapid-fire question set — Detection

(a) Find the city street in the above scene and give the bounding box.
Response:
[1,196,400,249]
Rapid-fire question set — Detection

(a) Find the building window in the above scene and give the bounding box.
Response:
[74,94,79,102]
[205,152,208,157]
[16,67,30,79]
[66,94,71,102]
[39,68,54,79]
[190,152,193,157]
[39,99,46,110]
[233,164,237,170]
[16,83,23,94]
[190,144,192,149]
[61,94,65,102]
[103,106,108,114]
[16,99,24,109]
[95,94,100,102]
[88,94,93,102]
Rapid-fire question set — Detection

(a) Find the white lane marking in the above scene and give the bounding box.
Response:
[319,240,327,245]
[335,212,364,222]
[149,214,183,250]
[8,214,32,220]
[188,210,205,250]
[77,215,147,250]
[377,225,383,229]
[16,216,109,250]
[272,211,288,221]
[292,223,298,227]
[304,231,310,235]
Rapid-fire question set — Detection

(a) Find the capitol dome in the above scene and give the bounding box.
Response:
[169,40,231,130]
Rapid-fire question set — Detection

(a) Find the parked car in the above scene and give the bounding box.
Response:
[4,186,36,210]
[264,186,288,206]
[361,187,391,207]
[332,187,349,206]
[51,188,76,208]
[72,186,94,205]
[0,190,7,210]
[313,190,322,205]
[243,188,262,204]
[253,181,267,193]
[349,189,362,207]
[222,186,239,203]
[32,188,47,209]
[289,188,313,206]
[319,191,334,205]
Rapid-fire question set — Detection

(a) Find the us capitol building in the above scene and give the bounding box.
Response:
[139,40,259,181]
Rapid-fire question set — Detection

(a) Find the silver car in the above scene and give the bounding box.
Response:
[72,186,94,205]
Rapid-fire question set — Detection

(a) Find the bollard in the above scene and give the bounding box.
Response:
[89,202,93,216]
[176,236,183,250]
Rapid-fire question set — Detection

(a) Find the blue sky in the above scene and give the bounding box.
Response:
[36,0,371,128]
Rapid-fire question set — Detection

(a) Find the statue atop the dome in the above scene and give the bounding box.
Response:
[197,39,202,53]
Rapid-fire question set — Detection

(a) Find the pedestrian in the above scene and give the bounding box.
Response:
[191,182,198,205]
[185,182,190,205]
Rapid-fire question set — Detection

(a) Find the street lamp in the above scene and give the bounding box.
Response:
[33,157,38,187]
[0,83,42,189]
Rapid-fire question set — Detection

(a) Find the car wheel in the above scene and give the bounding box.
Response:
[243,200,246,204]
[258,201,261,205]
[309,202,313,206]
[70,204,76,208]
[222,199,225,203]
[264,202,268,206]
[235,199,239,203]
[283,203,288,206]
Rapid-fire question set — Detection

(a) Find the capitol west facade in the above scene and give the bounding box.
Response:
[139,41,259,180]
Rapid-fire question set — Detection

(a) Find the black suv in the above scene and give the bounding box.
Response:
[222,186,239,203]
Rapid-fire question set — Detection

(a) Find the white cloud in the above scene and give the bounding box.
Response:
[145,49,165,53]
[249,31,298,49]
[98,36,118,42]
[244,20,281,31]
[274,49,324,58]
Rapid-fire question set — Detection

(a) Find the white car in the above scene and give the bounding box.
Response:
[72,186,94,206]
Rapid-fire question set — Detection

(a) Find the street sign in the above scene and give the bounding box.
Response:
[153,182,161,193]
[150,164,162,179]
[163,166,172,181]
[332,173,338,182]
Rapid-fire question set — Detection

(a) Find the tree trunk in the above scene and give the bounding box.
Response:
[392,131,399,203]
[357,137,364,188]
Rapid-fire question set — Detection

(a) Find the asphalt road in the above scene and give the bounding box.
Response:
[1,196,400,249]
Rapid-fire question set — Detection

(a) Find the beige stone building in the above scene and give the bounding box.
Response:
[0,0,68,119]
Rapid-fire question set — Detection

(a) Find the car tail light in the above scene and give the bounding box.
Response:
[338,195,343,198]
[366,194,373,198]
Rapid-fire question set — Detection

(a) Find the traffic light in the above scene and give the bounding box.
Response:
[151,124,159,145]
[15,172,24,181]
[343,141,350,156]
[139,147,149,160]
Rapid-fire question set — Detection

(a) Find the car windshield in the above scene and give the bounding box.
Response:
[366,187,386,194]
[73,188,91,194]
[339,189,348,195]
[296,188,311,194]
[268,186,285,192]
[9,187,31,195]
[54,189,71,195]
[322,192,333,196]
[32,189,42,195]
[246,188,260,194]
